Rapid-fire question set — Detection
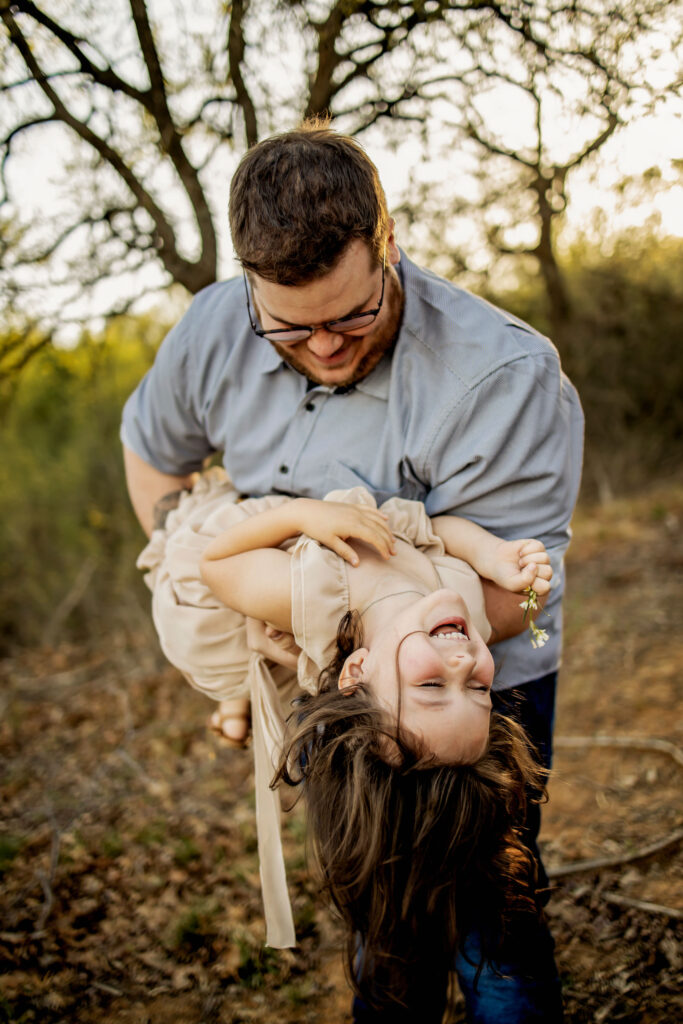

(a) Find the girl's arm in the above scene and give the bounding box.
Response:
[431,515,552,595]
[431,515,553,644]
[200,499,394,630]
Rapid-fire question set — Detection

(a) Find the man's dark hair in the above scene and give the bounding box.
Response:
[229,118,389,284]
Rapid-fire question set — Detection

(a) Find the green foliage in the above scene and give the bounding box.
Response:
[565,235,683,439]
[173,837,201,866]
[0,834,22,876]
[488,232,683,497]
[235,934,283,989]
[135,820,168,846]
[0,315,166,652]
[0,994,31,1024]
[101,829,125,858]
[166,901,220,955]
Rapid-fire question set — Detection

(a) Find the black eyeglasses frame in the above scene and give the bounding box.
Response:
[242,246,386,345]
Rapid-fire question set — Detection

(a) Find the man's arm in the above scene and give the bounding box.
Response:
[123,445,197,538]
[479,581,534,644]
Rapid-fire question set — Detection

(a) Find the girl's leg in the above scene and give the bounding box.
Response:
[209,697,251,747]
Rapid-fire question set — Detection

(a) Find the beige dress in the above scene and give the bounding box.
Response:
[138,469,490,948]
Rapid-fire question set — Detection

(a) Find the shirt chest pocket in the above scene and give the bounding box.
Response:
[324,460,425,506]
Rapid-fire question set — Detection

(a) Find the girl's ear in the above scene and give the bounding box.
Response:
[338,647,369,691]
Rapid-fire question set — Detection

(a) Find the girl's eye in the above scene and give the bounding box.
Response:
[419,681,443,688]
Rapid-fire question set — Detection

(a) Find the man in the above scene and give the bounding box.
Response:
[122,122,583,1022]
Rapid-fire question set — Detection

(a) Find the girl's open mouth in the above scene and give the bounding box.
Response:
[429,619,469,641]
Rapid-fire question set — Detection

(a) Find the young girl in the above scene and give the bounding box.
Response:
[137,469,551,975]
[199,490,550,763]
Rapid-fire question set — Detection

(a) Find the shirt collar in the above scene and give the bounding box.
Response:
[257,343,392,397]
[257,339,287,374]
[354,355,391,399]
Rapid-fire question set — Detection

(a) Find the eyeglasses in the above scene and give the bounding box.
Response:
[243,247,386,345]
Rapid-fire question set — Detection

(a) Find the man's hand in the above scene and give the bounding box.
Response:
[245,617,300,669]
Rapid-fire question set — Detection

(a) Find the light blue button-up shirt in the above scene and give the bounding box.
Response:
[122,251,584,689]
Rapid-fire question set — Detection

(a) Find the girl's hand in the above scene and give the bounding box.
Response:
[294,499,396,565]
[485,538,553,595]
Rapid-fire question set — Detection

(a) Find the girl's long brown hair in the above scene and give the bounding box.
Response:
[274,612,547,1013]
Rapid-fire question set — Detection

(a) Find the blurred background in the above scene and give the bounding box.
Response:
[1,3,681,1022]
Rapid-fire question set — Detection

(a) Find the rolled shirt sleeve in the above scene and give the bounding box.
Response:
[121,313,215,474]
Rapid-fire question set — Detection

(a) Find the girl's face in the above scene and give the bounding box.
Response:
[340,589,495,764]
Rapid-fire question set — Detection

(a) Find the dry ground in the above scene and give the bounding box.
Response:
[1,482,682,1023]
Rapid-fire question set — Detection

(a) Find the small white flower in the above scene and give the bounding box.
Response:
[529,625,549,649]
[522,586,549,649]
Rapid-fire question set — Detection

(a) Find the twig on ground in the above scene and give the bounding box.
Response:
[115,747,168,798]
[547,827,683,878]
[10,656,111,696]
[601,891,683,920]
[34,823,61,932]
[91,981,125,997]
[554,734,683,770]
[548,734,683,878]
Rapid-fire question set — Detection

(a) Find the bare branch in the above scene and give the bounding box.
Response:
[464,114,537,171]
[227,0,258,147]
[601,892,683,921]
[0,325,53,381]
[128,0,217,279]
[1,114,58,201]
[1,2,215,293]
[3,205,136,267]
[0,68,83,92]
[563,113,621,173]
[7,0,147,104]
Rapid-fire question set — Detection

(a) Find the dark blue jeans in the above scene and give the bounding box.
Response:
[352,672,563,1024]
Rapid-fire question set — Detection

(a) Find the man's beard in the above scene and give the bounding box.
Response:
[271,271,405,387]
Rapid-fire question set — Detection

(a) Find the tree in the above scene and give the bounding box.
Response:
[1,0,681,346]
[389,2,682,345]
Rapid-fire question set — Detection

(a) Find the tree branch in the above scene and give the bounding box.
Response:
[128,0,217,281]
[601,891,683,921]
[7,0,147,104]
[1,2,215,293]
[227,0,258,147]
[1,115,58,201]
[563,112,621,172]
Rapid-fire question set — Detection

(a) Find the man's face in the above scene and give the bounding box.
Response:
[249,236,403,387]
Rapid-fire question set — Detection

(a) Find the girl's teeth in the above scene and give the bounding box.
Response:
[433,630,466,640]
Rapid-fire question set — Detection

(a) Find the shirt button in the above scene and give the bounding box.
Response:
[279,464,289,474]
[305,402,315,412]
